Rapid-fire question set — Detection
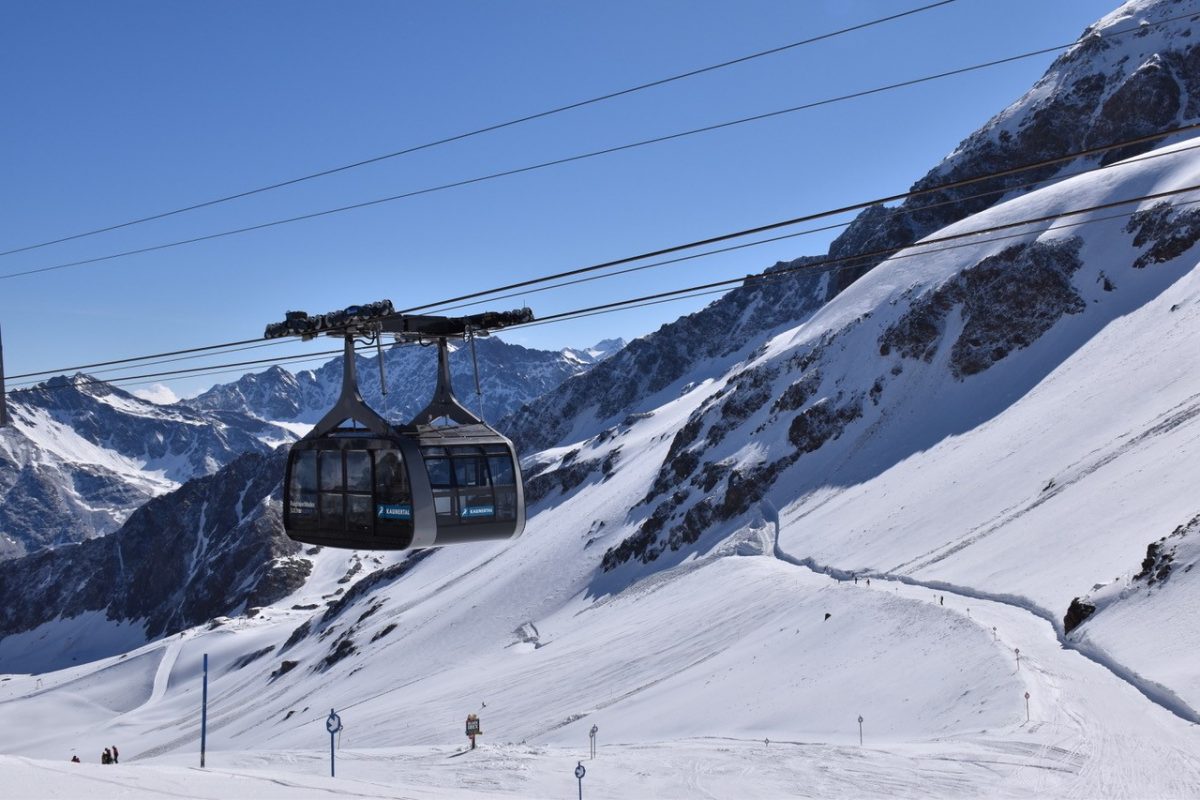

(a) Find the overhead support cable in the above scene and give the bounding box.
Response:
[9,122,1200,383]
[2,9,1192,284]
[428,139,1200,315]
[398,122,1200,314]
[11,181,1200,395]
[0,1,959,259]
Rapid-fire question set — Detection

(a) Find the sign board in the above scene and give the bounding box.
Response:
[377,503,413,520]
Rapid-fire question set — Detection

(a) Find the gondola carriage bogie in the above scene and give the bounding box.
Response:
[271,303,532,551]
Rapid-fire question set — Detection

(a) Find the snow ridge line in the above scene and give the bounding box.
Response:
[759,502,1200,726]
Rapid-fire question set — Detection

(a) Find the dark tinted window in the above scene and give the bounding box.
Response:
[288,451,319,526]
[346,451,371,492]
[375,451,408,498]
[487,455,515,486]
[454,455,489,488]
[320,493,344,526]
[425,455,452,488]
[347,494,372,532]
[291,451,317,493]
[319,451,343,491]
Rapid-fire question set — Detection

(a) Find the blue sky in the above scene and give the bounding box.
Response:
[1,0,1119,398]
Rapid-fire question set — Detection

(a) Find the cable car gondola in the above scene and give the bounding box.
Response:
[267,302,533,551]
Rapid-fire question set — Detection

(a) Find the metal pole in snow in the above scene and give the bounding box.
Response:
[575,762,586,800]
[200,653,208,768]
[326,709,343,777]
[1015,648,1021,671]
[1025,691,1031,723]
[857,715,864,746]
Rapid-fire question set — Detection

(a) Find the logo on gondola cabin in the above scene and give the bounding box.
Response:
[291,500,316,514]
[377,503,413,520]
[461,505,495,519]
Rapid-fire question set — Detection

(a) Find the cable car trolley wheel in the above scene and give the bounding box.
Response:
[274,302,532,551]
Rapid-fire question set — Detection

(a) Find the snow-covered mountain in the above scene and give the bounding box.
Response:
[506,0,1200,453]
[3,2,1200,796]
[0,450,307,673]
[0,376,297,559]
[0,337,618,561]
[185,335,624,426]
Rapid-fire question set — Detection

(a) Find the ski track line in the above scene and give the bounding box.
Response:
[763,501,1195,738]
[889,392,1200,576]
[760,502,1200,728]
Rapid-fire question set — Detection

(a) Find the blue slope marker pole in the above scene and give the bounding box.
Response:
[201,653,208,767]
[326,709,343,777]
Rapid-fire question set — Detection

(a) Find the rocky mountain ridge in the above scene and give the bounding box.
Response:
[185,335,624,427]
[504,0,1200,453]
[0,376,296,559]
[0,449,305,671]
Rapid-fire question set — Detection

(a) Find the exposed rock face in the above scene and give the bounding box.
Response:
[1088,54,1181,163]
[1125,201,1200,269]
[600,339,863,572]
[0,450,306,656]
[880,239,1086,378]
[504,260,831,452]
[1131,515,1198,587]
[1066,513,1200,635]
[826,0,1200,296]
[1064,597,1098,634]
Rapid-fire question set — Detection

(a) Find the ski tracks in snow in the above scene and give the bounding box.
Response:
[890,391,1200,577]
[759,501,1200,797]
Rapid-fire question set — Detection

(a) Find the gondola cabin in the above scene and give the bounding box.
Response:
[284,426,524,550]
[269,303,531,551]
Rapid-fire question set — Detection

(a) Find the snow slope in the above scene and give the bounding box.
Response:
[5,3,1200,796]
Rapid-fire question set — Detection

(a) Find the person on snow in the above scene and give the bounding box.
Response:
[101,749,111,764]
[111,745,119,764]
[70,755,80,763]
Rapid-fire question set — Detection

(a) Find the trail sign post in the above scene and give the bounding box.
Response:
[326,709,343,777]
[1015,647,1021,671]
[466,713,482,750]
[589,724,598,759]
[858,715,864,746]
[575,761,586,800]
[1025,691,1031,723]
